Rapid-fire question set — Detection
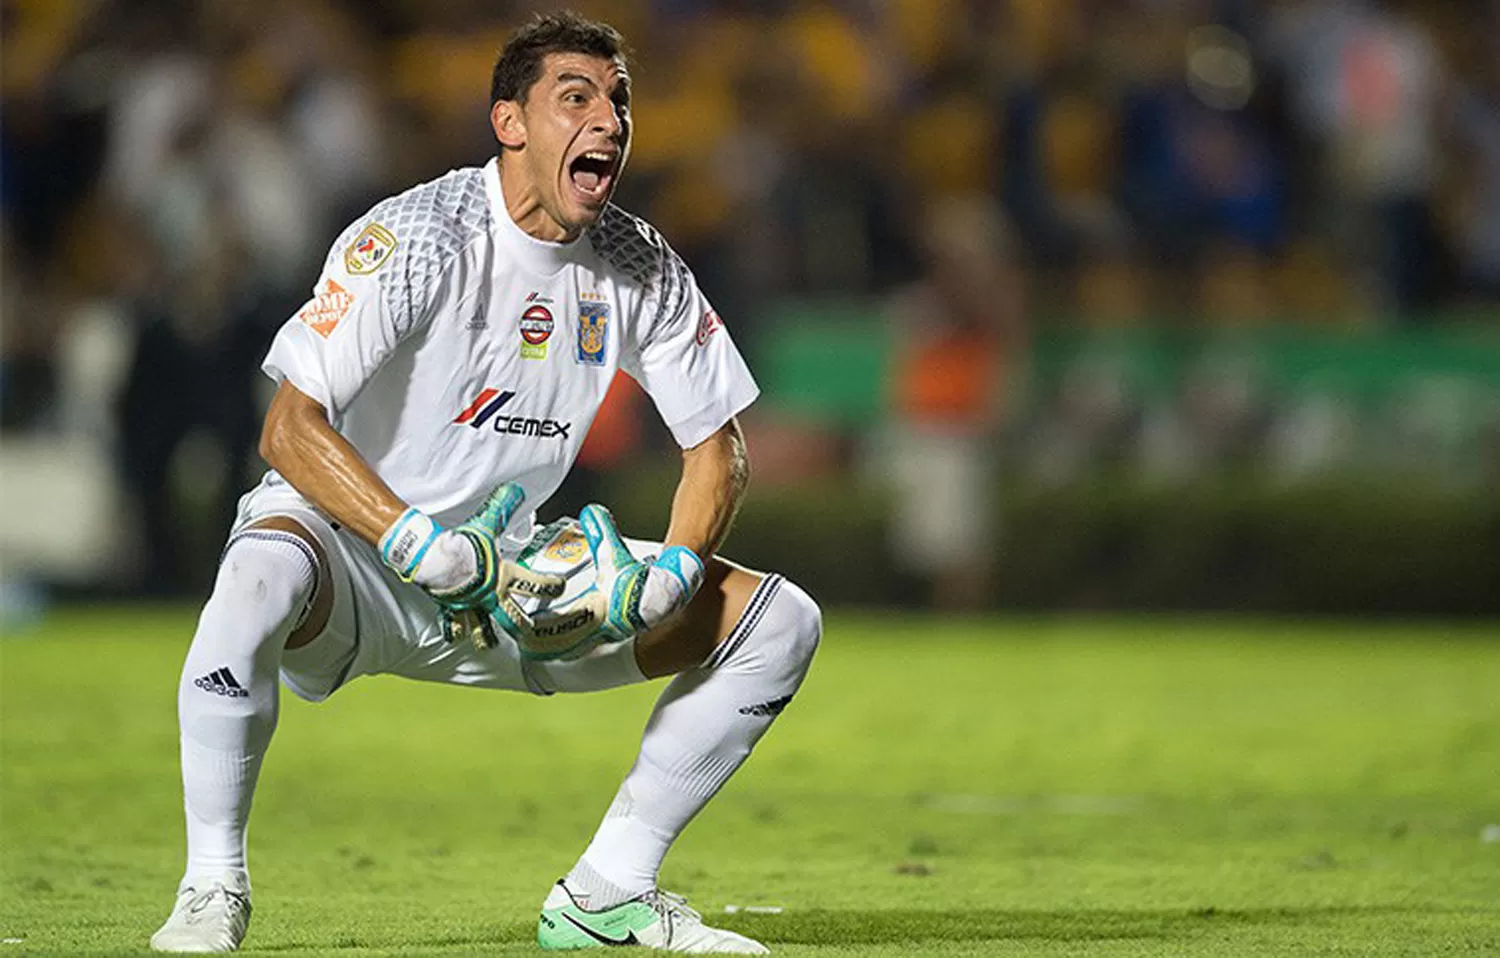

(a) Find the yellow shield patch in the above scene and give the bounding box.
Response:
[344,223,397,275]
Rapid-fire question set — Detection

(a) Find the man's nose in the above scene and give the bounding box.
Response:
[592,104,623,139]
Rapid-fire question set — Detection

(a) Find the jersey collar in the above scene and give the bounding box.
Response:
[484,157,587,275]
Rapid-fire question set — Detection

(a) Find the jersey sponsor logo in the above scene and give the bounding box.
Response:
[520,304,554,360]
[453,388,572,439]
[297,278,355,338]
[695,308,723,346]
[576,295,610,366]
[344,223,397,274]
[453,387,512,425]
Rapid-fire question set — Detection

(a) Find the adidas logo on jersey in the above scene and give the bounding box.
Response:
[194,667,249,698]
[738,693,794,717]
[453,388,572,439]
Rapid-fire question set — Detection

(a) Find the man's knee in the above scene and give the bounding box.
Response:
[198,525,321,648]
[774,578,822,667]
[754,578,821,680]
[705,574,821,685]
[626,545,823,679]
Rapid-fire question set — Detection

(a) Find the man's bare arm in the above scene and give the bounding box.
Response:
[663,418,750,559]
[259,380,564,649]
[258,380,407,546]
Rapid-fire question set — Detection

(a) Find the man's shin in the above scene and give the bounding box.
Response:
[569,575,822,905]
[175,530,316,883]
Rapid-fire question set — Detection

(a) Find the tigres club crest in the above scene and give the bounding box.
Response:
[576,298,610,366]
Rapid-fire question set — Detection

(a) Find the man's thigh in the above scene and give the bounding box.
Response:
[318,522,540,696]
[260,512,768,697]
[233,506,534,699]
[633,553,763,679]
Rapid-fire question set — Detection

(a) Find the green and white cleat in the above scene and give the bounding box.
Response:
[150,873,252,953]
[538,880,769,953]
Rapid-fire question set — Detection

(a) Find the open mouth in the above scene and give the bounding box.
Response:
[567,149,618,204]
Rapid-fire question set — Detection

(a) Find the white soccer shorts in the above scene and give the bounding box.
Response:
[226,486,657,702]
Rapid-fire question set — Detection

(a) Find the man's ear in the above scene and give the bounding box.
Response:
[491,99,526,150]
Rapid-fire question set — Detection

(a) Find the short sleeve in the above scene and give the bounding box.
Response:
[262,169,487,419]
[263,220,428,418]
[622,246,759,449]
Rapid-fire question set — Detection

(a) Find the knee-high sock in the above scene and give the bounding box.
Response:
[176,531,316,885]
[568,575,821,905]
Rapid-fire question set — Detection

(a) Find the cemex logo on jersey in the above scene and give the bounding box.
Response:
[453,388,571,439]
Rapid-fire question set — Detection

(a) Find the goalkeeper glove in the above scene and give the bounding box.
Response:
[512,503,705,660]
[378,483,565,650]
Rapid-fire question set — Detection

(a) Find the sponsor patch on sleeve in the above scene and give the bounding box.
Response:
[297,278,355,337]
[695,308,723,346]
[344,223,397,275]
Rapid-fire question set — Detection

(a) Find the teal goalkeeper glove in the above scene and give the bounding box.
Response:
[511,503,706,661]
[379,483,565,651]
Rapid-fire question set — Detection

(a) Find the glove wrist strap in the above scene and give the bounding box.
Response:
[379,508,441,581]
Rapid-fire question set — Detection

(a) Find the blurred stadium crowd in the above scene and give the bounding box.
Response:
[2,0,1498,602]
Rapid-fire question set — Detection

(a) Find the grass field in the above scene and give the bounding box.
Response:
[3,609,1499,956]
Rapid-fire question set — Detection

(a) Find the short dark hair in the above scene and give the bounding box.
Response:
[490,11,627,104]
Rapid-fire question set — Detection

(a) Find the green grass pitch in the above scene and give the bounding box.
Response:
[3,609,1499,955]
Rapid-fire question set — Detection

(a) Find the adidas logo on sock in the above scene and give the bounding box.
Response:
[738,693,793,717]
[194,667,249,698]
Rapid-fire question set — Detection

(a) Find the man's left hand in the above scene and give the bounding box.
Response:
[514,504,705,660]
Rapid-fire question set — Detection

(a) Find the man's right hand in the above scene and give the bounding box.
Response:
[379,483,565,650]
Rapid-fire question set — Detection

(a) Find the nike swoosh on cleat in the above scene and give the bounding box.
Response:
[561,911,640,946]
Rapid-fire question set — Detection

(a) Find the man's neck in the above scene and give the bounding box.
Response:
[498,157,578,243]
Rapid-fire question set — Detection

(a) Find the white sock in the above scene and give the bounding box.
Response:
[176,530,316,887]
[568,575,821,907]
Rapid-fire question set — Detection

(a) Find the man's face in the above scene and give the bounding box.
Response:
[495,52,632,238]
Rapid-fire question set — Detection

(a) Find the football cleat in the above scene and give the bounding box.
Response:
[150,874,252,953]
[538,879,769,953]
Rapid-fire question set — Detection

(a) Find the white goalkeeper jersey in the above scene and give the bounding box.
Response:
[251,158,758,546]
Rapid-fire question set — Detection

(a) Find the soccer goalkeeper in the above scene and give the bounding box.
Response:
[150,12,820,954]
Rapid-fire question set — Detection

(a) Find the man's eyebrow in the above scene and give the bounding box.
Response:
[556,71,629,97]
